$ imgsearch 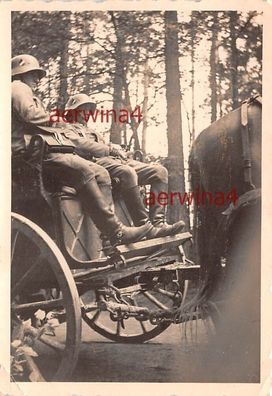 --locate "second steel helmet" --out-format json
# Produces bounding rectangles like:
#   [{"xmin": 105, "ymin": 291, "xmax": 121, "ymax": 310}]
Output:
[
  {"xmin": 12, "ymin": 54, "xmax": 46, "ymax": 79},
  {"xmin": 65, "ymin": 93, "xmax": 96, "ymax": 112}
]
